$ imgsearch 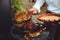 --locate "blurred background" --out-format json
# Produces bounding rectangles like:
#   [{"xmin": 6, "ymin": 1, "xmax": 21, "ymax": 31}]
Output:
[{"xmin": 22, "ymin": 0, "xmax": 47, "ymax": 14}]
